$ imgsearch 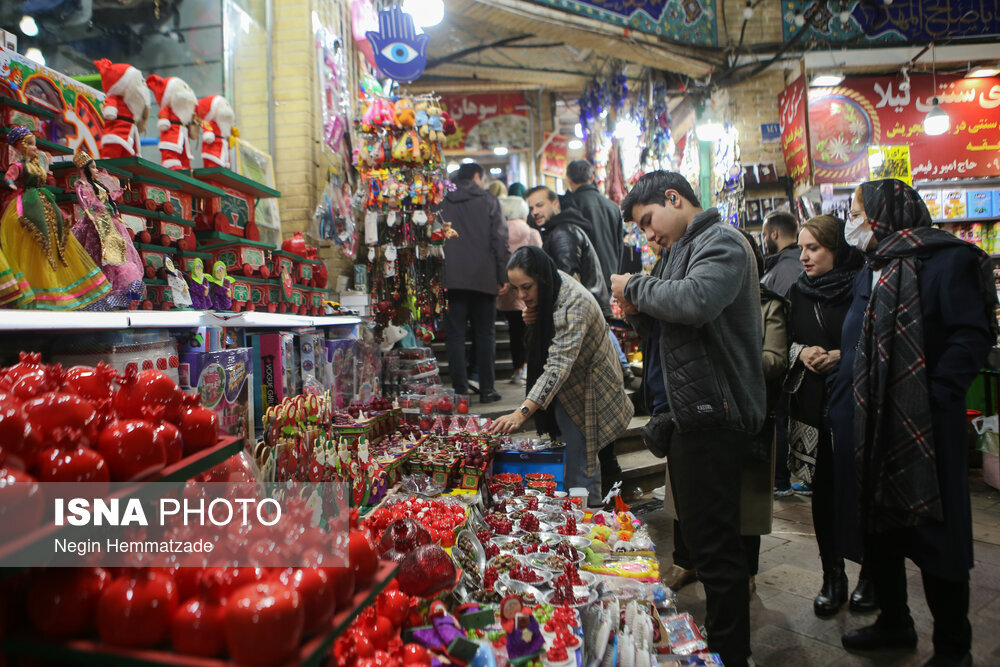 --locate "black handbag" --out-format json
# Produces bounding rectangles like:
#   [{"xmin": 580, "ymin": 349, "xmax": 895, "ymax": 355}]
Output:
[{"xmin": 640, "ymin": 411, "xmax": 675, "ymax": 459}]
